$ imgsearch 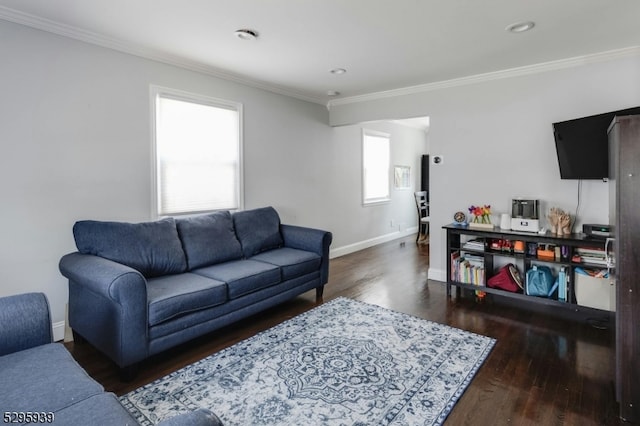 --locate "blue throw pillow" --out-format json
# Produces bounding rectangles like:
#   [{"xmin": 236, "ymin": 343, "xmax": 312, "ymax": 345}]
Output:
[
  {"xmin": 73, "ymin": 218, "xmax": 187, "ymax": 278},
  {"xmin": 233, "ymin": 207, "xmax": 284, "ymax": 257},
  {"xmin": 176, "ymin": 211, "xmax": 244, "ymax": 270}
]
